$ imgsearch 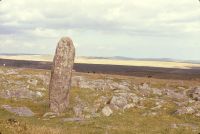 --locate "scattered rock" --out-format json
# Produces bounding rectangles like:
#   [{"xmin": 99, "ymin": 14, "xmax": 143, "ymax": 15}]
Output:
[
  {"xmin": 72, "ymin": 76, "xmax": 130, "ymax": 91},
  {"xmin": 175, "ymin": 106, "xmax": 195, "ymax": 115},
  {"xmin": 164, "ymin": 89, "xmax": 187, "ymax": 100},
  {"xmin": 152, "ymin": 88, "xmax": 162, "ymax": 96},
  {"xmin": 36, "ymin": 91, "xmax": 43, "ymax": 97},
  {"xmin": 195, "ymin": 112, "xmax": 200, "ymax": 117},
  {"xmin": 7, "ymin": 118, "xmax": 19, "ymax": 125},
  {"xmin": 43, "ymin": 112, "xmax": 58, "ymax": 118},
  {"xmin": 171, "ymin": 123, "xmax": 178, "ymax": 129},
  {"xmin": 5, "ymin": 69, "xmax": 18, "ymax": 75},
  {"xmin": 188, "ymin": 87, "xmax": 200, "ymax": 101},
  {"xmin": 73, "ymin": 106, "xmax": 83, "ymax": 118},
  {"xmin": 34, "ymin": 74, "xmax": 50, "ymax": 86},
  {"xmin": 171, "ymin": 123, "xmax": 198, "ymax": 130},
  {"xmin": 0, "ymin": 87, "xmax": 43, "ymax": 100},
  {"xmin": 62, "ymin": 118, "xmax": 84, "ymax": 122},
  {"xmin": 123, "ymin": 103, "xmax": 135, "ymax": 110},
  {"xmin": 138, "ymin": 83, "xmax": 151, "ymax": 96},
  {"xmin": 95, "ymin": 96, "xmax": 110, "ymax": 106},
  {"xmin": 0, "ymin": 70, "xmax": 4, "ymax": 74},
  {"xmin": 178, "ymin": 87, "xmax": 186, "ymax": 90},
  {"xmin": 0, "ymin": 87, "xmax": 40, "ymax": 99},
  {"xmin": 1, "ymin": 105, "xmax": 34, "ymax": 117},
  {"xmin": 102, "ymin": 106, "xmax": 113, "ymax": 116},
  {"xmin": 139, "ymin": 83, "xmax": 150, "ymax": 90},
  {"xmin": 72, "ymin": 76, "xmax": 84, "ymax": 87},
  {"xmin": 27, "ymin": 79, "xmax": 38, "ymax": 86},
  {"xmin": 37, "ymin": 88, "xmax": 47, "ymax": 91},
  {"xmin": 110, "ymin": 96, "xmax": 128, "ymax": 110},
  {"xmin": 142, "ymin": 111, "xmax": 157, "ymax": 116}
]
